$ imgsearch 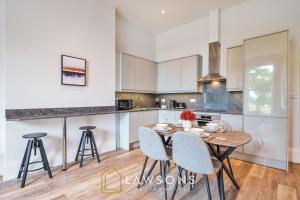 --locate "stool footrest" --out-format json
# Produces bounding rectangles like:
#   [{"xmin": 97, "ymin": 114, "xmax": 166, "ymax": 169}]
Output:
[
  {"xmin": 27, "ymin": 167, "xmax": 45, "ymax": 172},
  {"xmin": 29, "ymin": 160, "xmax": 44, "ymax": 165},
  {"xmin": 77, "ymin": 153, "xmax": 94, "ymax": 157}
]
